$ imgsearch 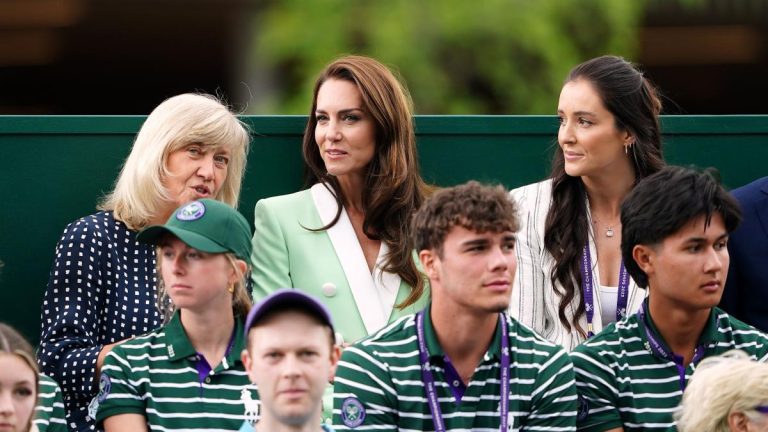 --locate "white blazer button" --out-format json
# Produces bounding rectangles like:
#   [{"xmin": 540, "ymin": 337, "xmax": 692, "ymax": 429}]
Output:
[{"xmin": 322, "ymin": 282, "xmax": 337, "ymax": 297}]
